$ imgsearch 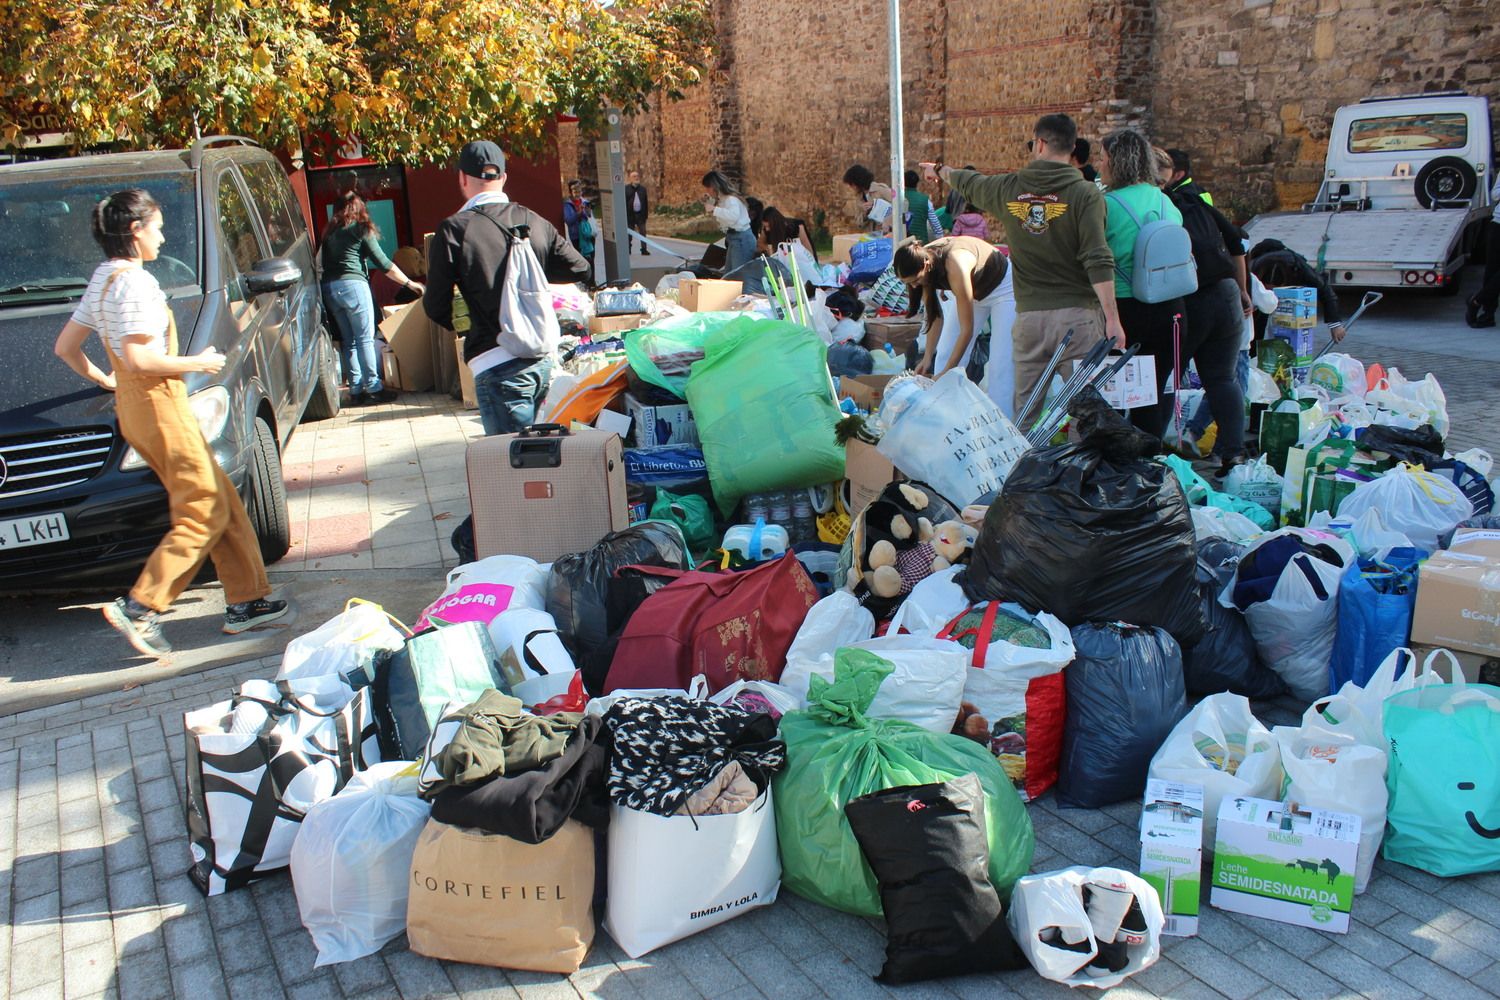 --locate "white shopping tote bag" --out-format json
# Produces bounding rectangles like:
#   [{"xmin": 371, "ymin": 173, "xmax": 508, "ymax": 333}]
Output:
[{"xmin": 603, "ymin": 788, "xmax": 781, "ymax": 958}]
